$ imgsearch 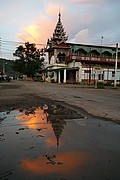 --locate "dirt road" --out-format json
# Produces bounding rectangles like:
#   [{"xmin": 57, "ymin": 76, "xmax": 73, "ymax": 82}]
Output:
[
  {"xmin": 0, "ymin": 80, "xmax": 120, "ymax": 180},
  {"xmin": 0, "ymin": 80, "xmax": 120, "ymax": 123}
]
